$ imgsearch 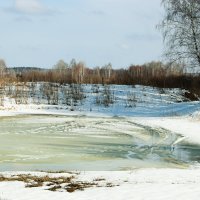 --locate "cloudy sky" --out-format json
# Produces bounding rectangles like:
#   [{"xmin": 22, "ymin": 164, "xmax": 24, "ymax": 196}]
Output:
[{"xmin": 0, "ymin": 0, "xmax": 163, "ymax": 68}]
